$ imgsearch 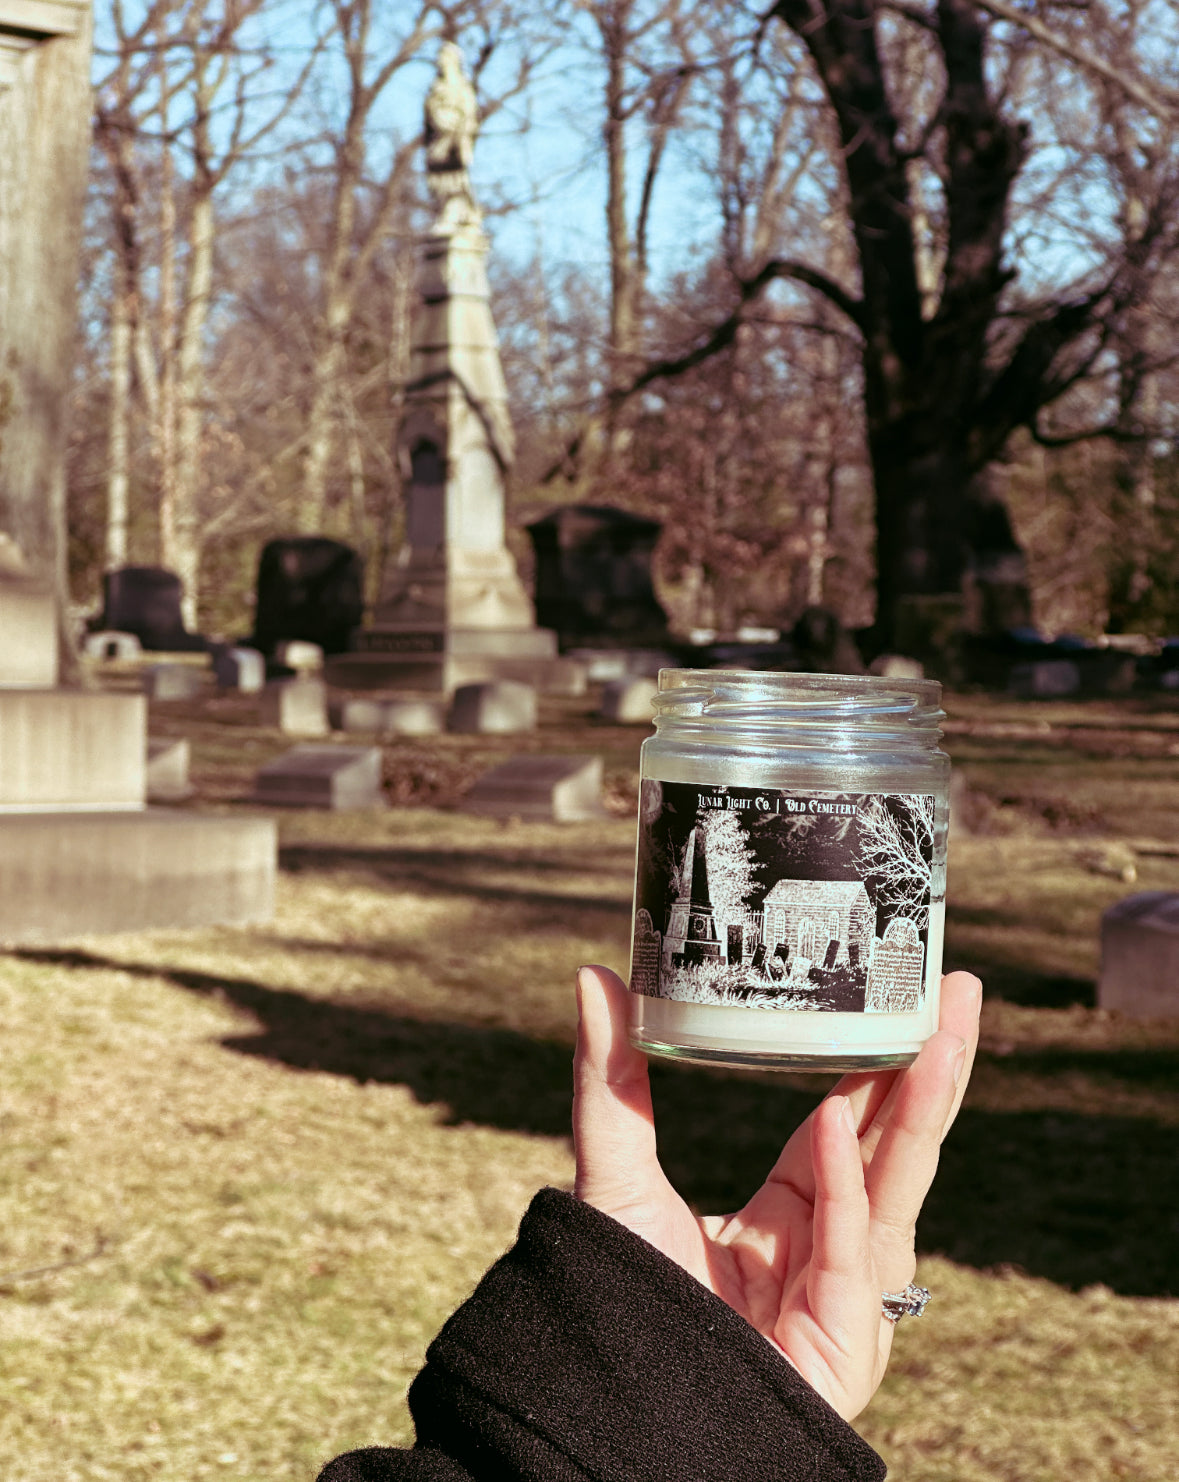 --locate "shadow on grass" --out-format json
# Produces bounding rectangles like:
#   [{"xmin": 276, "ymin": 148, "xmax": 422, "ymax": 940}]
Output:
[
  {"xmin": 14, "ymin": 947, "xmax": 1176, "ymax": 1298},
  {"xmin": 945, "ymin": 909, "xmax": 1096, "ymax": 1009},
  {"xmin": 277, "ymin": 844, "xmax": 632, "ymax": 920}
]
